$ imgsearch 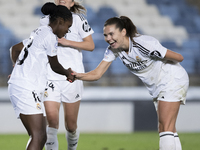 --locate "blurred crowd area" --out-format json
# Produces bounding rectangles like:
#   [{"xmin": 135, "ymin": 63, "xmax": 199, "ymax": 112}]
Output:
[{"xmin": 0, "ymin": 0, "xmax": 200, "ymax": 87}]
